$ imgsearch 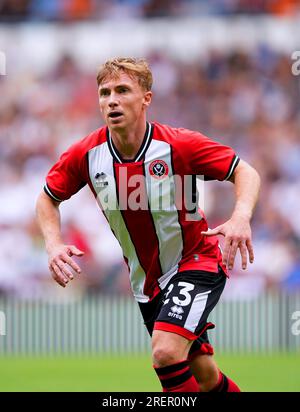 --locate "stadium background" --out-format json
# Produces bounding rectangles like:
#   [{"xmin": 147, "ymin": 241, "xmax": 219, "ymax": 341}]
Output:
[{"xmin": 0, "ymin": 0, "xmax": 300, "ymax": 391}]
